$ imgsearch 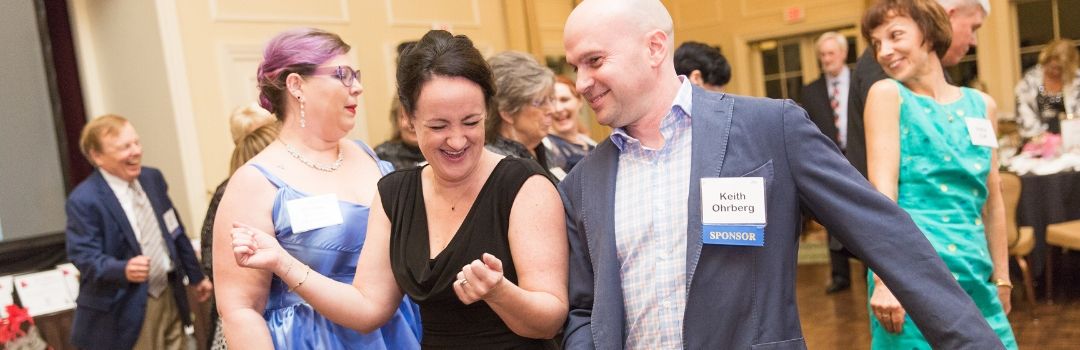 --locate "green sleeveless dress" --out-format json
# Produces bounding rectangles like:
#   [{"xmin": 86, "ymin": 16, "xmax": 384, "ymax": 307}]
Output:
[{"xmin": 867, "ymin": 80, "xmax": 1017, "ymax": 349}]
